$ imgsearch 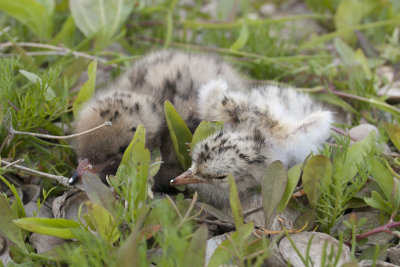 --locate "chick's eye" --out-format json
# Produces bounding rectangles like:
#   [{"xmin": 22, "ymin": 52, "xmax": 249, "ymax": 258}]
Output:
[
  {"xmin": 119, "ymin": 145, "xmax": 128, "ymax": 154},
  {"xmin": 216, "ymin": 175, "xmax": 227, "ymax": 180},
  {"xmin": 131, "ymin": 126, "xmax": 137, "ymax": 132}
]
